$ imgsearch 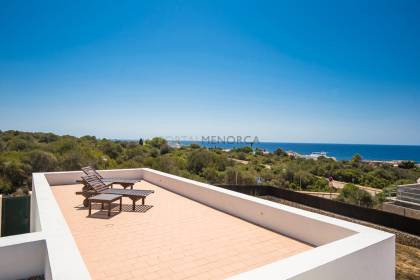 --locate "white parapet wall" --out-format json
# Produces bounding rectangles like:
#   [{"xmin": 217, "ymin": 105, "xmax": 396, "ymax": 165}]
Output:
[
  {"xmin": 142, "ymin": 168, "xmax": 395, "ymax": 280},
  {"xmin": 142, "ymin": 168, "xmax": 355, "ymax": 246},
  {"xmin": 30, "ymin": 173, "xmax": 91, "ymax": 280},
  {"xmin": 0, "ymin": 168, "xmax": 395, "ymax": 280},
  {"xmin": 0, "ymin": 194, "xmax": 2, "ymax": 236},
  {"xmin": 0, "ymin": 232, "xmax": 46, "ymax": 280}
]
